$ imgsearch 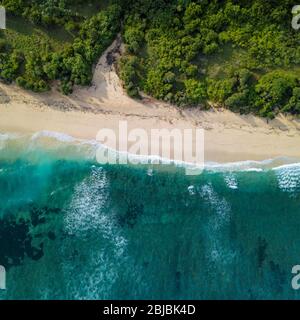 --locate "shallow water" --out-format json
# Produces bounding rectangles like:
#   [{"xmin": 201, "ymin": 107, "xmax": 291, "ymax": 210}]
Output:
[{"xmin": 0, "ymin": 132, "xmax": 300, "ymax": 299}]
